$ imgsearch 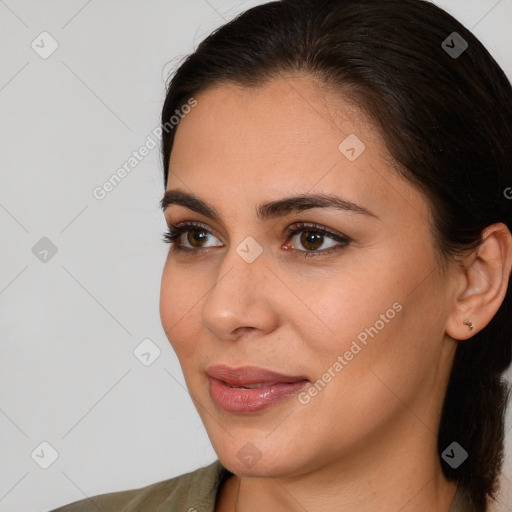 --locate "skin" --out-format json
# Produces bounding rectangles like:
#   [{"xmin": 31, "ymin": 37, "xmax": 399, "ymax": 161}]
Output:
[{"xmin": 159, "ymin": 76, "xmax": 512, "ymax": 511}]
